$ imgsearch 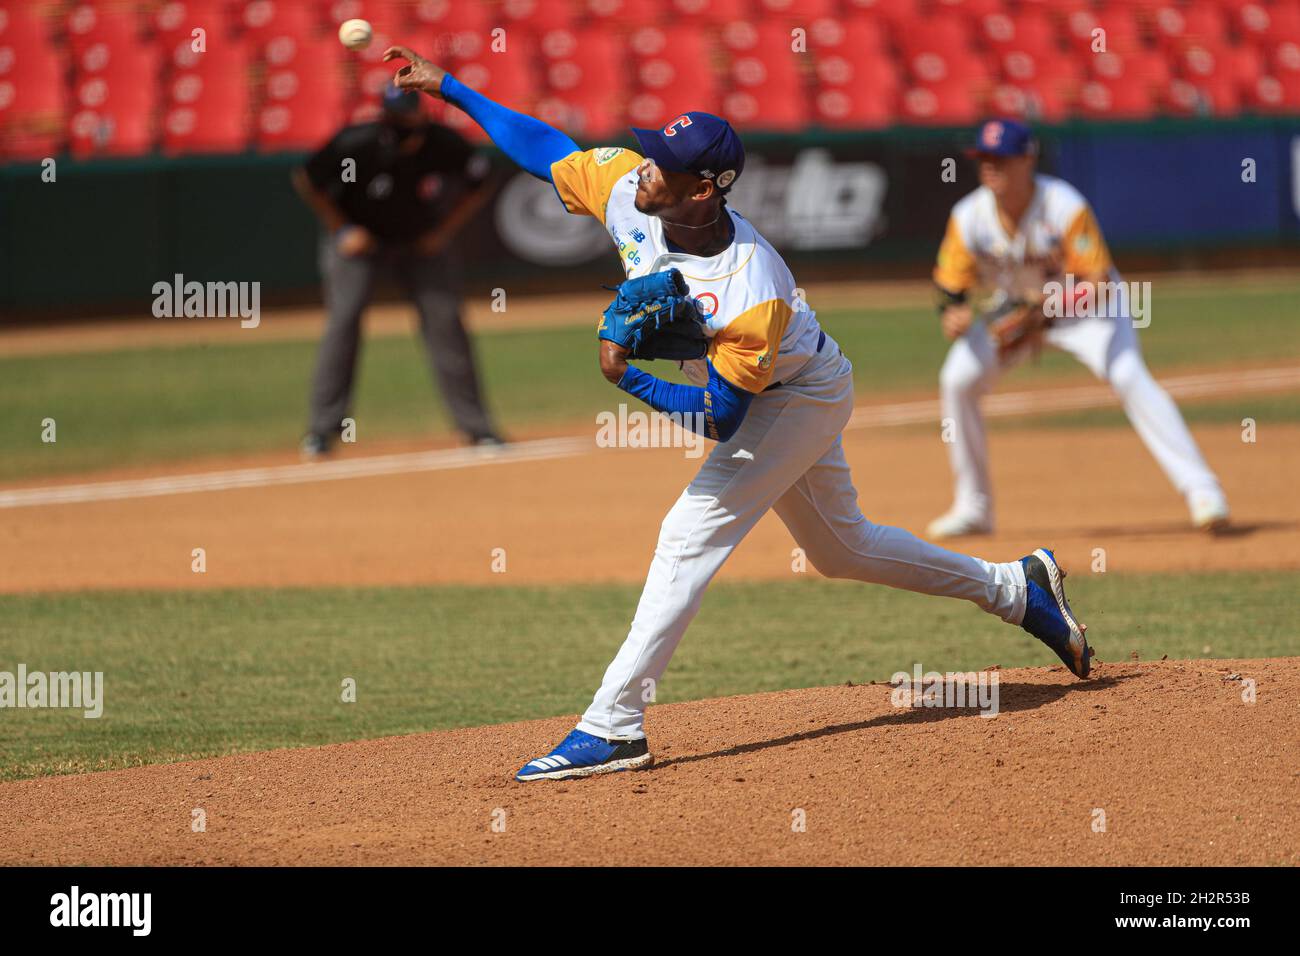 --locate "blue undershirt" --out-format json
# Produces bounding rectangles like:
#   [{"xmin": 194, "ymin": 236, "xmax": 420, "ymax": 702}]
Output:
[
  {"xmin": 618, "ymin": 361, "xmax": 753, "ymax": 443},
  {"xmin": 440, "ymin": 73, "xmax": 578, "ymax": 181}
]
